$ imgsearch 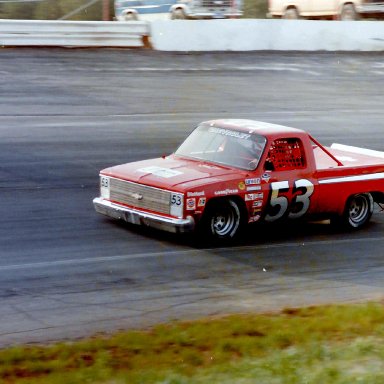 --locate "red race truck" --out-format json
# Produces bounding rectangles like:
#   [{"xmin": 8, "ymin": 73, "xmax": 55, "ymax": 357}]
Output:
[{"xmin": 93, "ymin": 119, "xmax": 384, "ymax": 241}]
